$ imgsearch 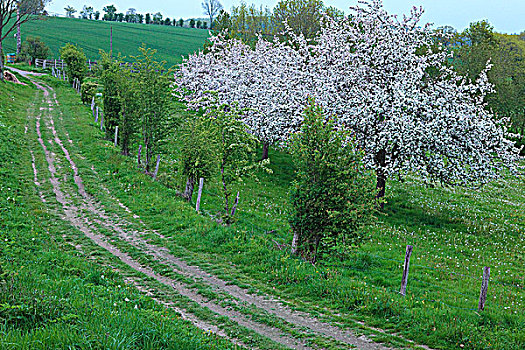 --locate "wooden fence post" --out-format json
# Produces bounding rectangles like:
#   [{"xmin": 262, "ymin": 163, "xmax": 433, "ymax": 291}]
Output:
[
  {"xmin": 195, "ymin": 178, "xmax": 204, "ymax": 212},
  {"xmin": 153, "ymin": 155, "xmax": 161, "ymax": 180},
  {"xmin": 478, "ymin": 267, "xmax": 490, "ymax": 311},
  {"xmin": 230, "ymin": 192, "xmax": 240, "ymax": 217},
  {"xmin": 400, "ymin": 245, "xmax": 413, "ymax": 296},
  {"xmin": 114, "ymin": 126, "xmax": 118, "ymax": 147},
  {"xmin": 137, "ymin": 145, "xmax": 142, "ymax": 167}
]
